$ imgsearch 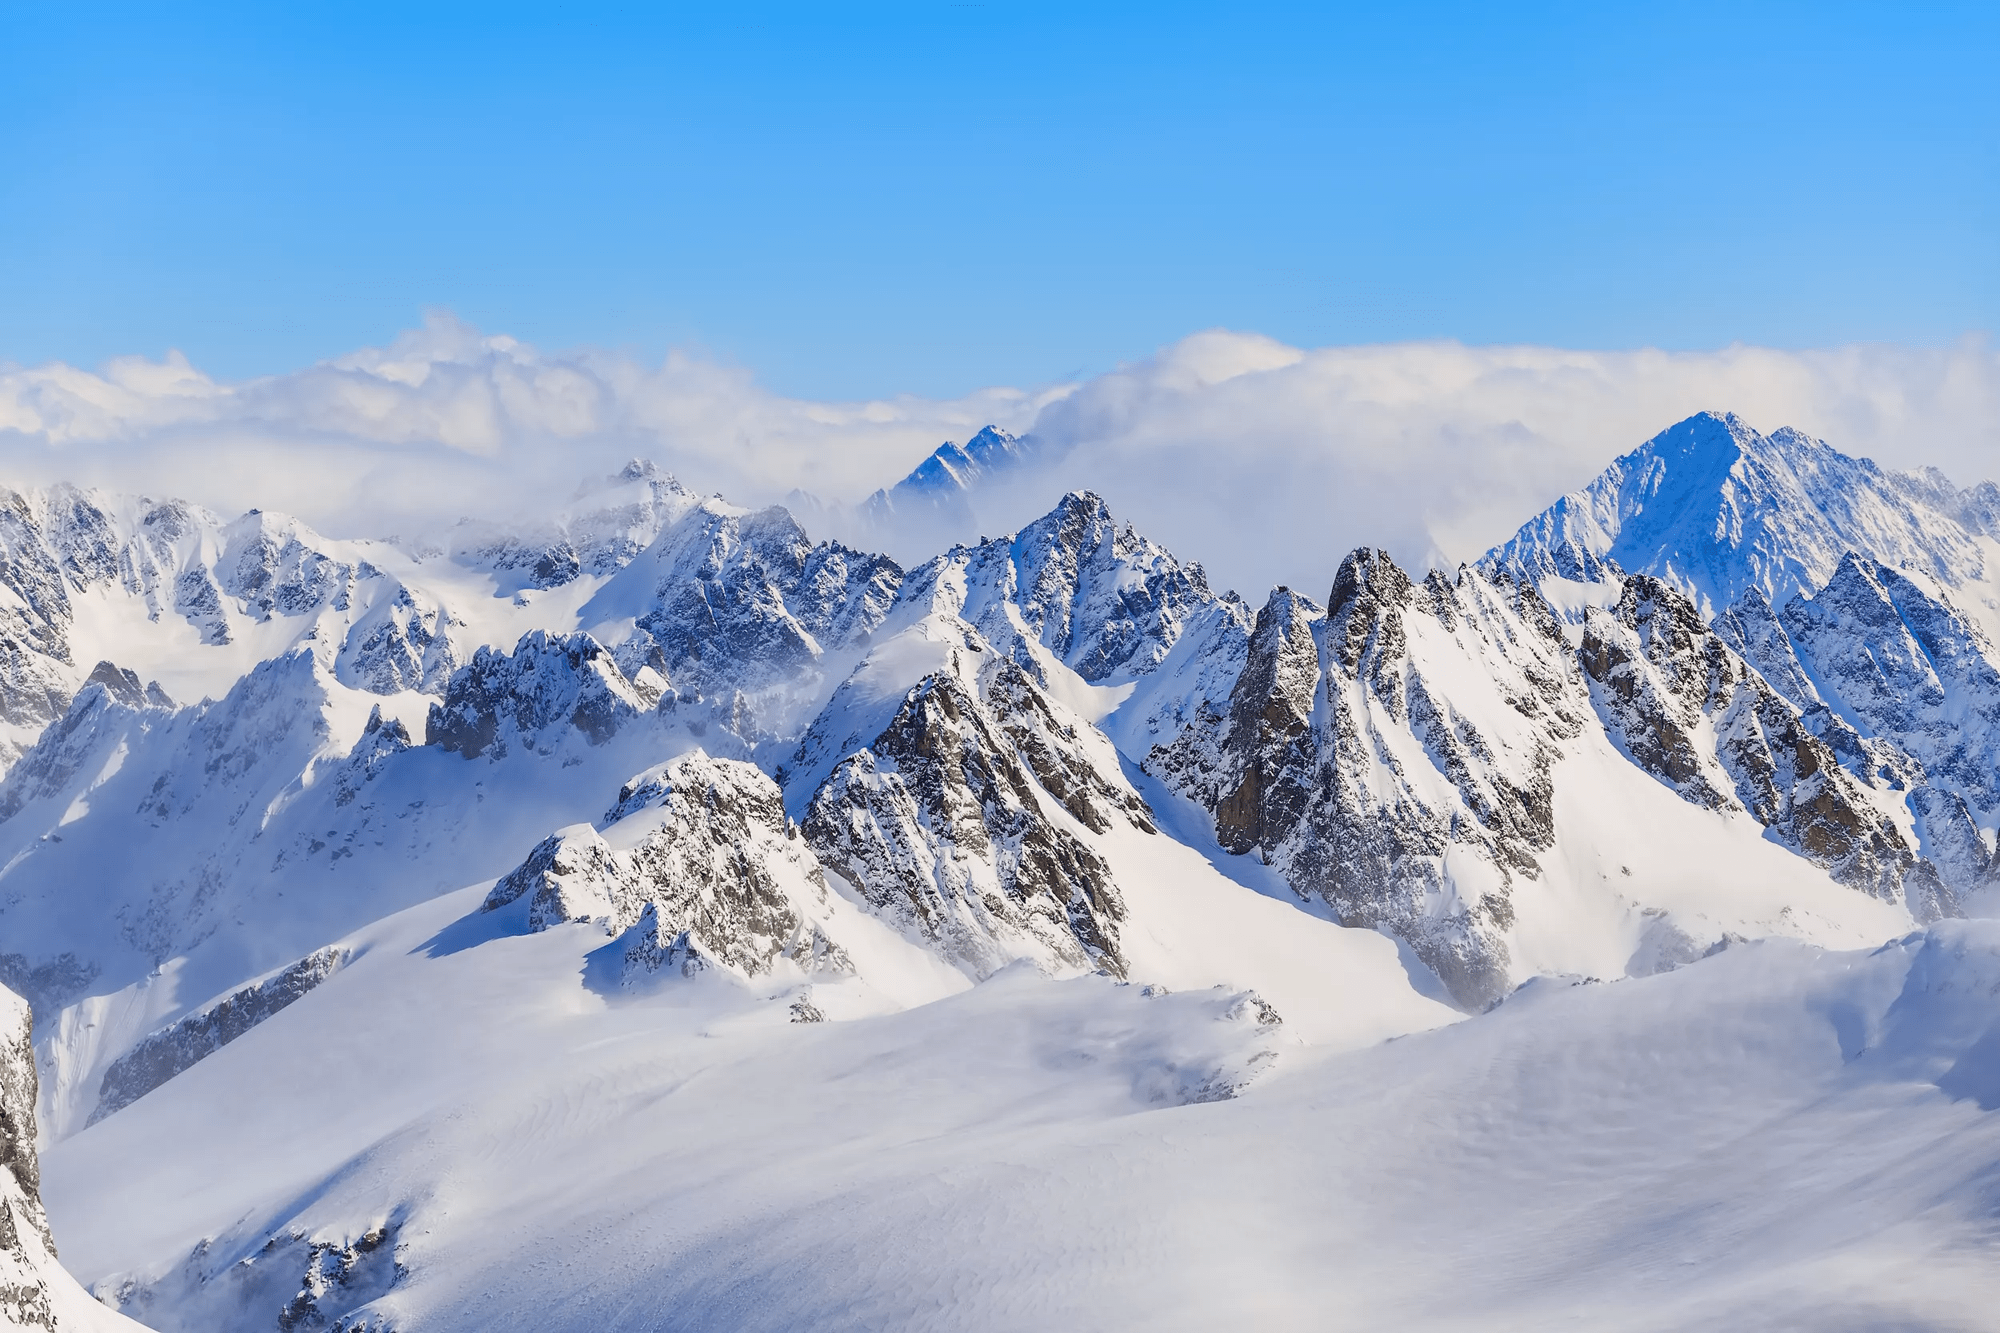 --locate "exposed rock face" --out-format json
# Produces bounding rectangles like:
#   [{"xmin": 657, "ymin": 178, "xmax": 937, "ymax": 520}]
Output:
[
  {"xmin": 1290, "ymin": 556, "xmax": 1587, "ymax": 1009},
  {"xmin": 1582, "ymin": 576, "xmax": 1946, "ymax": 915},
  {"xmin": 484, "ymin": 753, "xmax": 847, "ymax": 984},
  {"xmin": 1711, "ymin": 556, "xmax": 2000, "ymax": 897},
  {"xmin": 1148, "ymin": 551, "xmax": 1591, "ymax": 1010},
  {"xmin": 799, "ymin": 626, "xmax": 1148, "ymax": 981},
  {"xmin": 586, "ymin": 501, "xmax": 903, "ymax": 718},
  {"xmin": 2, "ymin": 984, "xmax": 59, "ymax": 1330},
  {"xmin": 427, "ymin": 631, "xmax": 668, "ymax": 759},
  {"xmin": 1151, "ymin": 588, "xmax": 1323, "ymax": 858},
  {"xmin": 90, "ymin": 948, "xmax": 348, "ymax": 1125},
  {"xmin": 895, "ymin": 492, "xmax": 1221, "ymax": 686}
]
